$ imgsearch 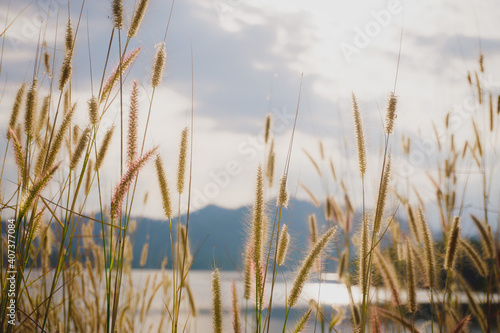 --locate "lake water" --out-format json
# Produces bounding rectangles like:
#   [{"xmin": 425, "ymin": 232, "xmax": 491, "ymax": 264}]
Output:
[{"xmin": 128, "ymin": 269, "xmax": 487, "ymax": 332}]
